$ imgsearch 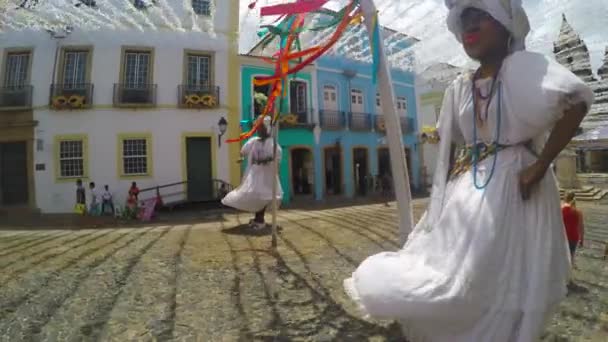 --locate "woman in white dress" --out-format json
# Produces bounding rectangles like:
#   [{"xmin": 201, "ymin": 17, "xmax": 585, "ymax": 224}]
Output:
[
  {"xmin": 222, "ymin": 116, "xmax": 283, "ymax": 230},
  {"xmin": 344, "ymin": 0, "xmax": 594, "ymax": 340}
]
